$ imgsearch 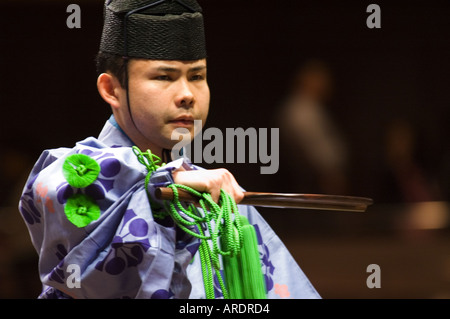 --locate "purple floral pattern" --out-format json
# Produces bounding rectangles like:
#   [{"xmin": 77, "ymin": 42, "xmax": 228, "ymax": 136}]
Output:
[
  {"xmin": 95, "ymin": 209, "xmax": 151, "ymax": 275},
  {"xmin": 19, "ymin": 149, "xmax": 122, "ymax": 227}
]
